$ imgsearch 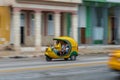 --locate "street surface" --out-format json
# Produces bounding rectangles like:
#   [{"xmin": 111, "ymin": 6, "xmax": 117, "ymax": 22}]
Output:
[{"xmin": 0, "ymin": 54, "xmax": 119, "ymax": 80}]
